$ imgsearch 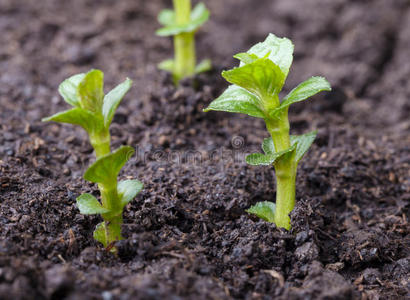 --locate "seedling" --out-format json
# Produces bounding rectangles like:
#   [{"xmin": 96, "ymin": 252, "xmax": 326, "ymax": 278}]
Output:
[
  {"xmin": 156, "ymin": 0, "xmax": 211, "ymax": 84},
  {"xmin": 43, "ymin": 69, "xmax": 143, "ymax": 249},
  {"xmin": 204, "ymin": 34, "xmax": 331, "ymax": 230}
]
